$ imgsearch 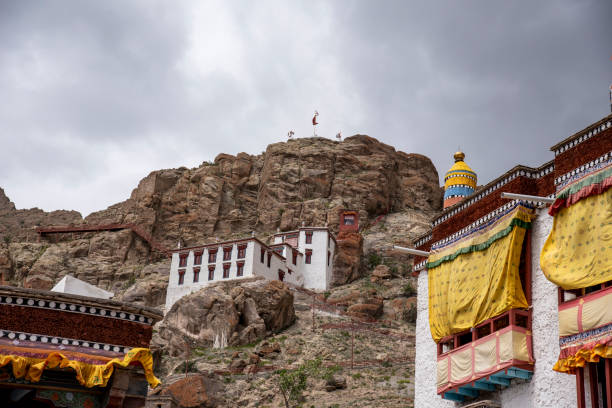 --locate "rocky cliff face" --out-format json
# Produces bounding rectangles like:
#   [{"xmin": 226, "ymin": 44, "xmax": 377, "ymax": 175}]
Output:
[
  {"xmin": 84, "ymin": 135, "xmax": 441, "ymax": 248},
  {"xmin": 0, "ymin": 135, "xmax": 441, "ymax": 300}
]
